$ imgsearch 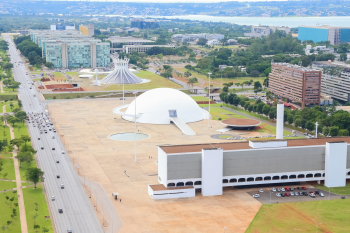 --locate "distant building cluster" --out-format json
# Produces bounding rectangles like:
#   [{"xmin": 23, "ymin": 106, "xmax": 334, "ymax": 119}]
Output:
[
  {"xmin": 50, "ymin": 24, "xmax": 75, "ymax": 31},
  {"xmin": 100, "ymin": 27, "xmax": 140, "ymax": 34},
  {"xmin": 79, "ymin": 24, "xmax": 94, "ymax": 37},
  {"xmin": 171, "ymin": 33, "xmax": 224, "ymax": 43},
  {"xmin": 131, "ymin": 18, "xmax": 159, "ymax": 29},
  {"xmin": 298, "ymin": 25, "xmax": 350, "ymax": 45},
  {"xmin": 29, "ymin": 29, "xmax": 110, "ymax": 68},
  {"xmin": 244, "ymin": 26, "xmax": 291, "ymax": 38},
  {"xmin": 305, "ymin": 45, "xmax": 334, "ymax": 55}
]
